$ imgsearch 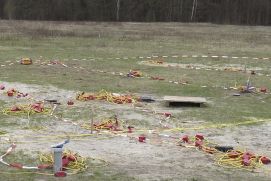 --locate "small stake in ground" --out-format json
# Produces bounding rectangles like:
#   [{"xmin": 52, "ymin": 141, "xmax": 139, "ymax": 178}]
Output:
[{"xmin": 90, "ymin": 107, "xmax": 94, "ymax": 134}]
